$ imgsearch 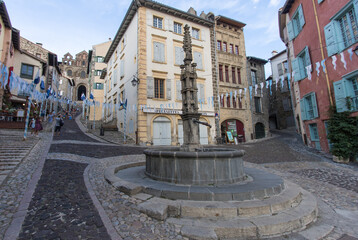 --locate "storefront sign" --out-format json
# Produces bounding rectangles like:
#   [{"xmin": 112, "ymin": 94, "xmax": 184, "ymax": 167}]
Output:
[{"xmin": 143, "ymin": 107, "xmax": 215, "ymax": 116}]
